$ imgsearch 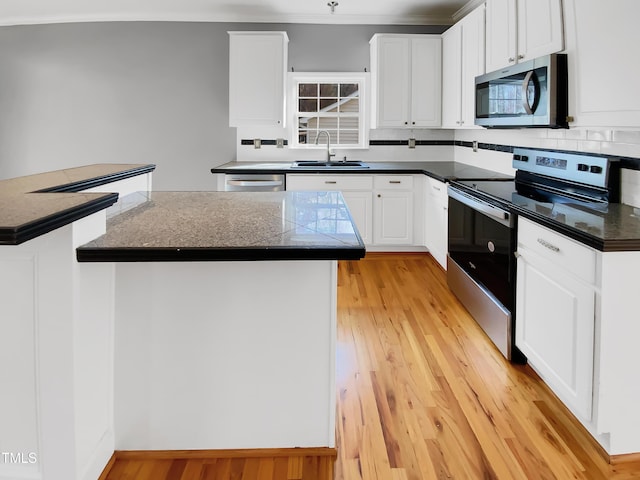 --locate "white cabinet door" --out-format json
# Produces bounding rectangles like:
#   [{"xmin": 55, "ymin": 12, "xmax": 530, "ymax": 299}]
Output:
[
  {"xmin": 517, "ymin": 0, "xmax": 564, "ymax": 63},
  {"xmin": 370, "ymin": 35, "xmax": 441, "ymax": 128},
  {"xmin": 485, "ymin": 0, "xmax": 518, "ymax": 72},
  {"xmin": 485, "ymin": 0, "xmax": 563, "ymax": 72},
  {"xmin": 424, "ymin": 178, "xmax": 448, "ymax": 269},
  {"xmin": 229, "ymin": 32, "xmax": 288, "ymax": 127},
  {"xmin": 374, "ymin": 190, "xmax": 413, "ymax": 245},
  {"xmin": 564, "ymin": 0, "xmax": 640, "ymax": 128},
  {"xmin": 516, "ymin": 219, "xmax": 596, "ymax": 422},
  {"xmin": 342, "ymin": 191, "xmax": 373, "ymax": 245},
  {"xmin": 441, "ymin": 24, "xmax": 462, "ymax": 129},
  {"xmin": 411, "ymin": 37, "xmax": 442, "ymax": 127},
  {"xmin": 460, "ymin": 6, "xmax": 486, "ymax": 127},
  {"xmin": 370, "ymin": 35, "xmax": 411, "ymax": 128},
  {"xmin": 441, "ymin": 5, "xmax": 485, "ymax": 128},
  {"xmin": 516, "ymin": 250, "xmax": 595, "ymax": 421}
]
